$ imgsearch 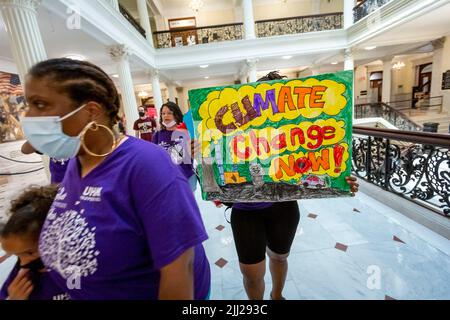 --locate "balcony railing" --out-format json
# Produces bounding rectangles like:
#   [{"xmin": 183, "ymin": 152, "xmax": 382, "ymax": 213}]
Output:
[
  {"xmin": 153, "ymin": 23, "xmax": 243, "ymax": 49},
  {"xmin": 255, "ymin": 12, "xmax": 343, "ymax": 38},
  {"xmin": 119, "ymin": 3, "xmax": 146, "ymax": 38},
  {"xmin": 353, "ymin": 0, "xmax": 393, "ymax": 23},
  {"xmin": 352, "ymin": 126, "xmax": 450, "ymax": 218},
  {"xmin": 355, "ymin": 102, "xmax": 423, "ymax": 132},
  {"xmin": 387, "ymin": 96, "xmax": 444, "ymax": 113}
]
